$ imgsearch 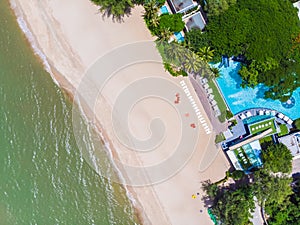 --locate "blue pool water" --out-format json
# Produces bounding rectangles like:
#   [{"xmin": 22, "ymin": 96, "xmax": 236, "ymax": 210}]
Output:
[
  {"xmin": 174, "ymin": 32, "xmax": 184, "ymax": 42},
  {"xmin": 214, "ymin": 60, "xmax": 300, "ymax": 120},
  {"xmin": 160, "ymin": 5, "xmax": 169, "ymax": 14}
]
